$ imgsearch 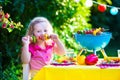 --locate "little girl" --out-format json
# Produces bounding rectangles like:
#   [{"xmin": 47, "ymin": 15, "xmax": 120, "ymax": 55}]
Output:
[{"xmin": 21, "ymin": 17, "xmax": 66, "ymax": 80}]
